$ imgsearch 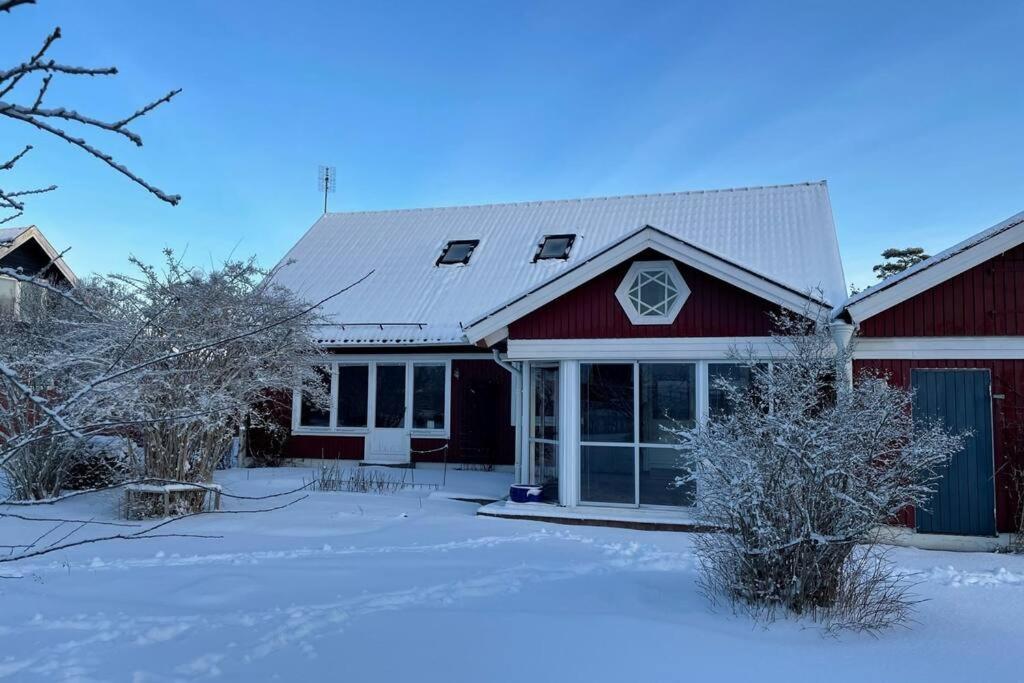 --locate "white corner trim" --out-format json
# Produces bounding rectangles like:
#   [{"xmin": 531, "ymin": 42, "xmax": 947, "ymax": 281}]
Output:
[
  {"xmin": 613, "ymin": 260, "xmax": 689, "ymax": 325},
  {"xmin": 846, "ymin": 218, "xmax": 1024, "ymax": 323},
  {"xmin": 854, "ymin": 336, "xmax": 1024, "ymax": 360},
  {"xmin": 506, "ymin": 337, "xmax": 792, "ymax": 361},
  {"xmin": 463, "ymin": 226, "xmax": 830, "ymax": 344}
]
